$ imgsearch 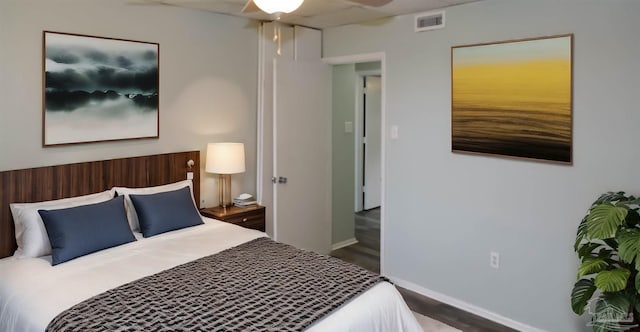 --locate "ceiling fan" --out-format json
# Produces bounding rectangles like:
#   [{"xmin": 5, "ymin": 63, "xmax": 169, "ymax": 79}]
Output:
[{"xmin": 241, "ymin": 0, "xmax": 393, "ymax": 15}]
